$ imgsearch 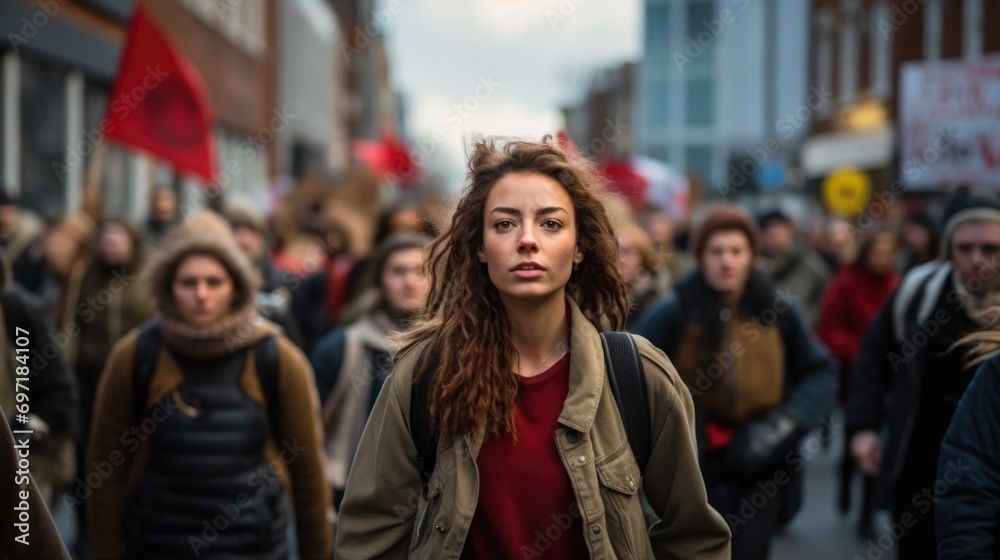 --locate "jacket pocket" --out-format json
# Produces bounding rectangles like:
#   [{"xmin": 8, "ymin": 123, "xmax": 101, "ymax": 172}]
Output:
[
  {"xmin": 596, "ymin": 447, "xmax": 643, "ymax": 560},
  {"xmin": 410, "ymin": 478, "xmax": 443, "ymax": 556}
]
